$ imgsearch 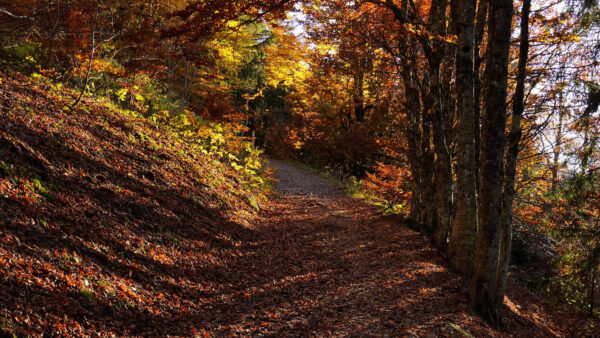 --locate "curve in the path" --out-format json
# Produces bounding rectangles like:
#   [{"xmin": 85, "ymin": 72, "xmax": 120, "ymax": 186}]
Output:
[
  {"xmin": 137, "ymin": 160, "xmax": 568, "ymax": 336},
  {"xmin": 195, "ymin": 160, "xmax": 508, "ymax": 336}
]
